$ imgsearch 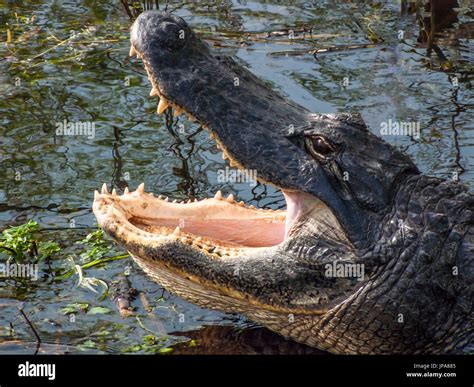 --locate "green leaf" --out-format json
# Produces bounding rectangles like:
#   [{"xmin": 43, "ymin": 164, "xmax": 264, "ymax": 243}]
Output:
[
  {"xmin": 143, "ymin": 335, "xmax": 157, "ymax": 345},
  {"xmin": 123, "ymin": 345, "xmax": 142, "ymax": 353},
  {"xmin": 60, "ymin": 306, "xmax": 78, "ymax": 315},
  {"xmin": 76, "ymin": 228, "xmax": 112, "ymax": 263},
  {"xmin": 88, "ymin": 306, "xmax": 111, "ymax": 315},
  {"xmin": 60, "ymin": 302, "xmax": 89, "ymax": 314},
  {"xmin": 78, "ymin": 340, "xmax": 96, "ymax": 350},
  {"xmin": 76, "ymin": 303, "xmax": 89, "ymax": 312},
  {"xmin": 38, "ymin": 241, "xmax": 61, "ymax": 261}
]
